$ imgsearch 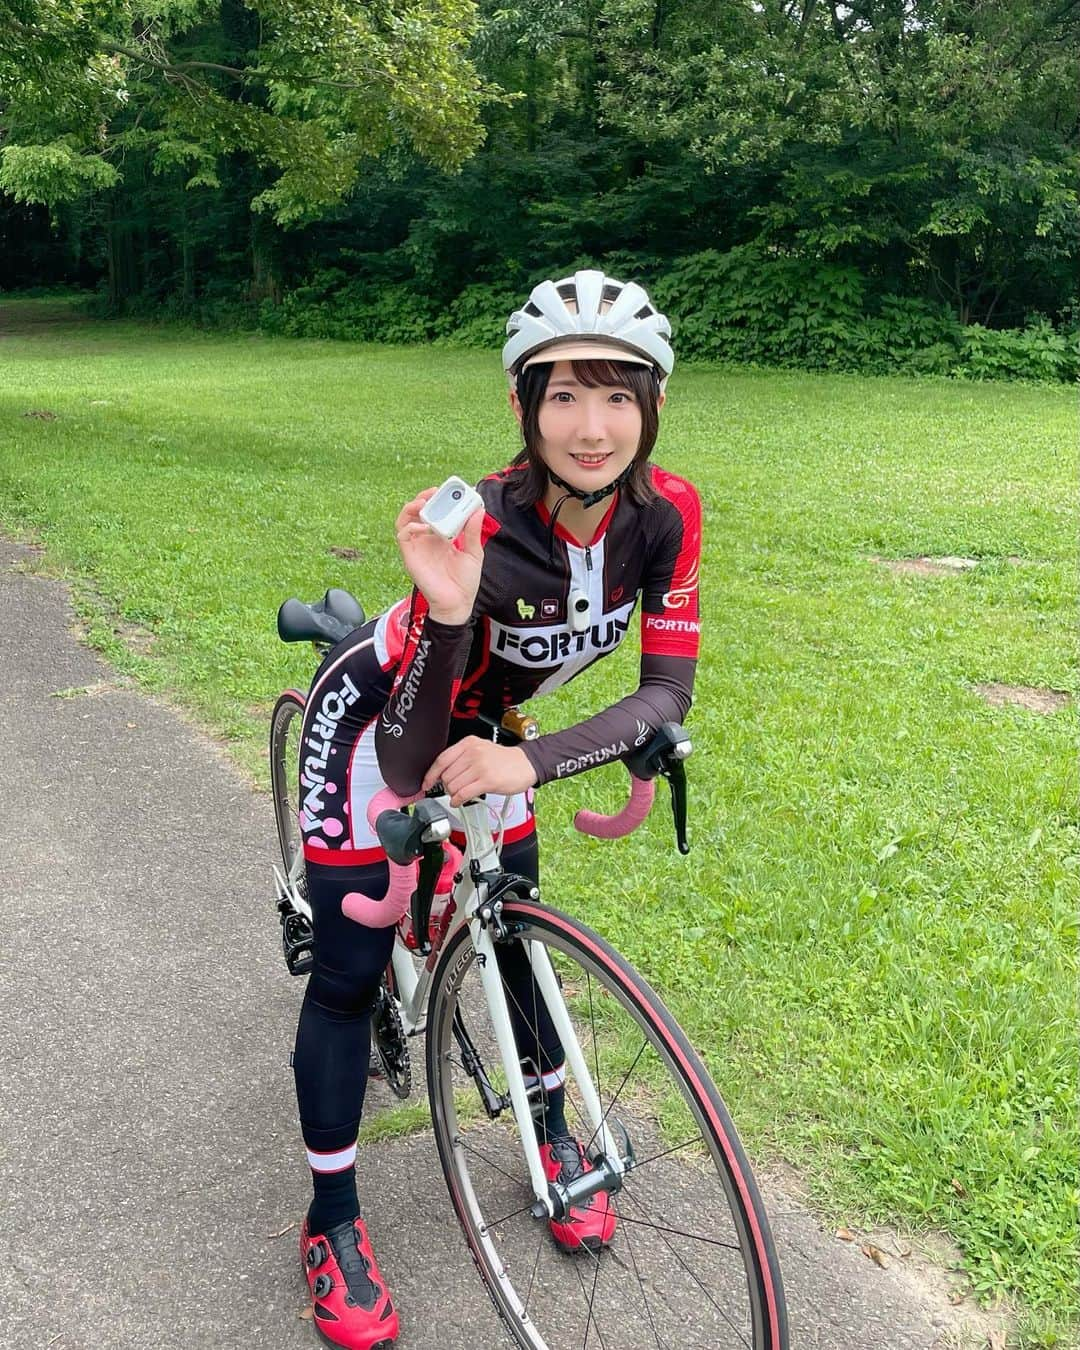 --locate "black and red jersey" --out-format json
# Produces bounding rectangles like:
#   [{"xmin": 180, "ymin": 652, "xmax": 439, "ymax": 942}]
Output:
[{"xmin": 374, "ymin": 462, "xmax": 701, "ymax": 788}]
